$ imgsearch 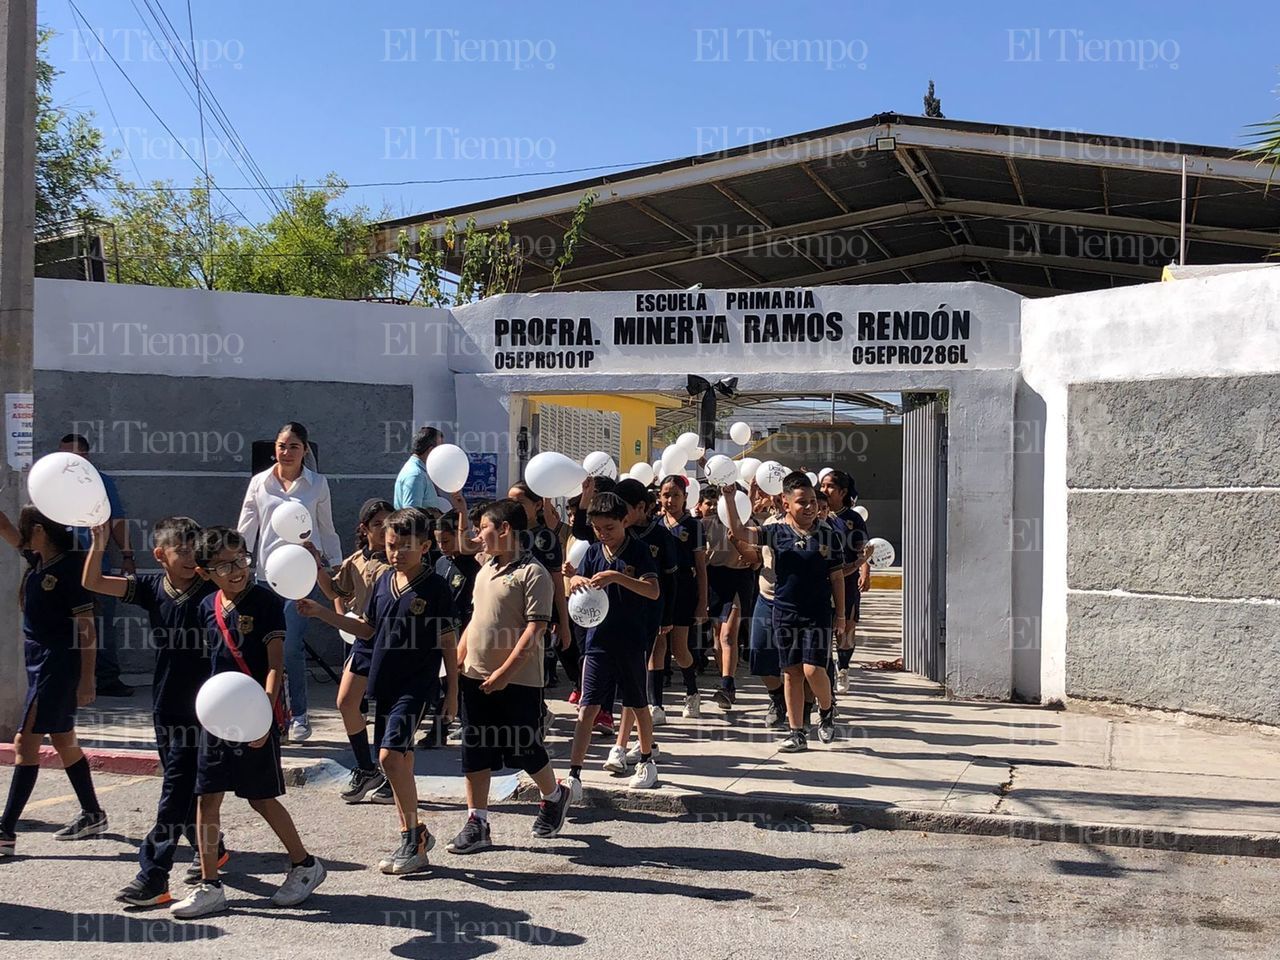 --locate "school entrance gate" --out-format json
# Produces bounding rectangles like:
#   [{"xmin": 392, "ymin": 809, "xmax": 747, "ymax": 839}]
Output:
[{"xmin": 449, "ymin": 283, "xmax": 1025, "ymax": 700}]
